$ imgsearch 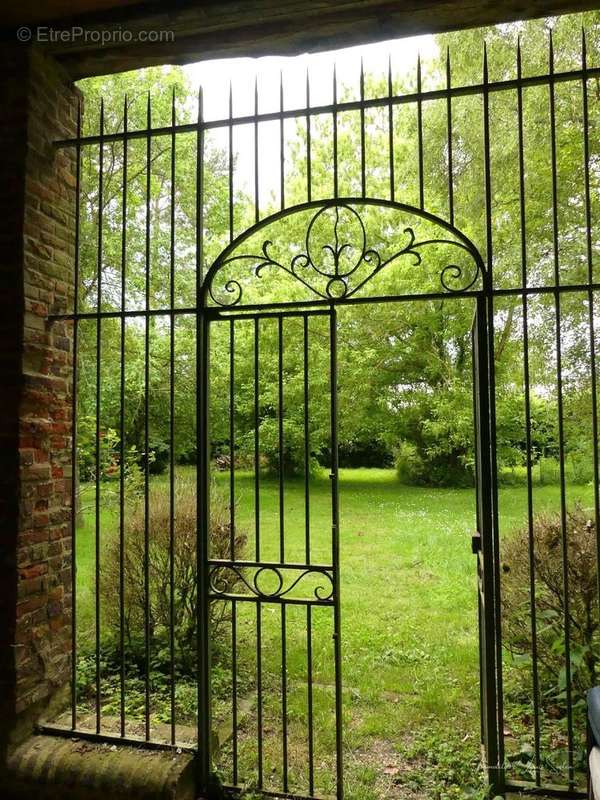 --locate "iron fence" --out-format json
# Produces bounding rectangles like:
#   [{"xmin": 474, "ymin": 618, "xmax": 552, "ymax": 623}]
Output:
[{"xmin": 44, "ymin": 25, "xmax": 600, "ymax": 800}]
